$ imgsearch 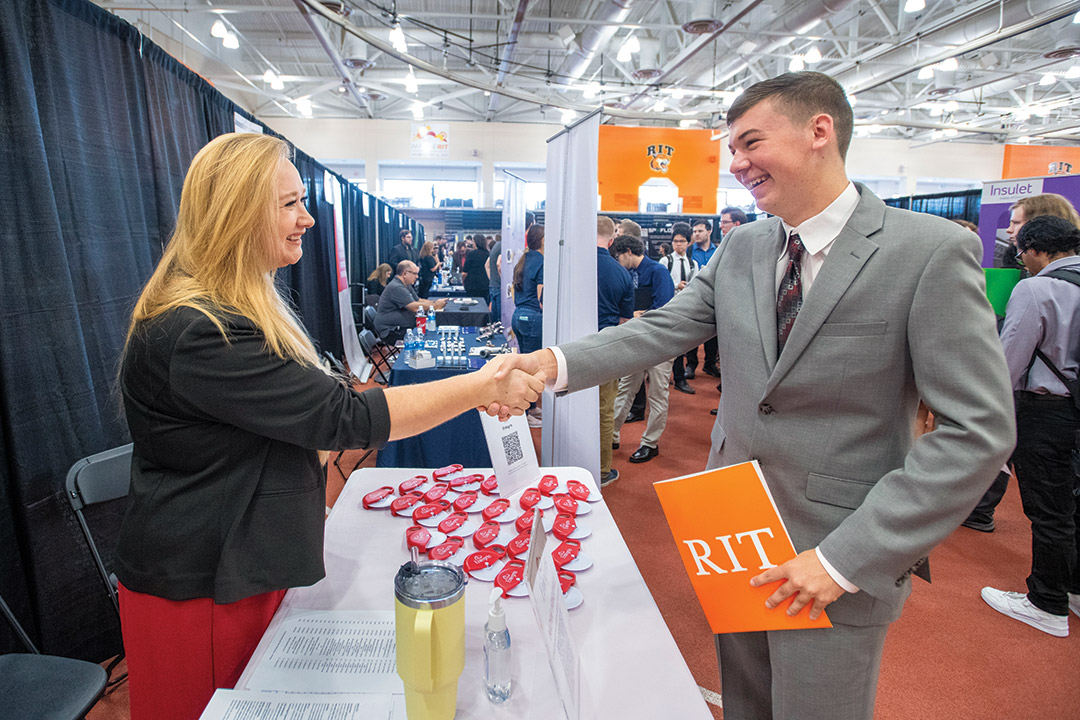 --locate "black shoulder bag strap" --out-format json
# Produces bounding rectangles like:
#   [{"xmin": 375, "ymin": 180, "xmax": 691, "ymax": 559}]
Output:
[{"xmin": 1031, "ymin": 268, "xmax": 1080, "ymax": 410}]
